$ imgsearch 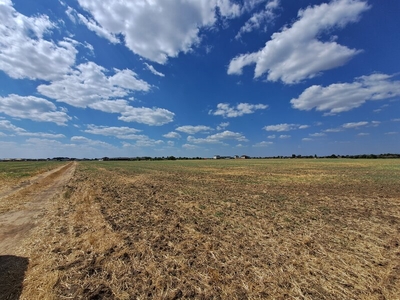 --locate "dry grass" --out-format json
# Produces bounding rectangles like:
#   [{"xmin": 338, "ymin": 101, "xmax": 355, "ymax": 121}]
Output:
[
  {"xmin": 0, "ymin": 163, "xmax": 72, "ymax": 213},
  {"xmin": 18, "ymin": 159, "xmax": 400, "ymax": 299}
]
